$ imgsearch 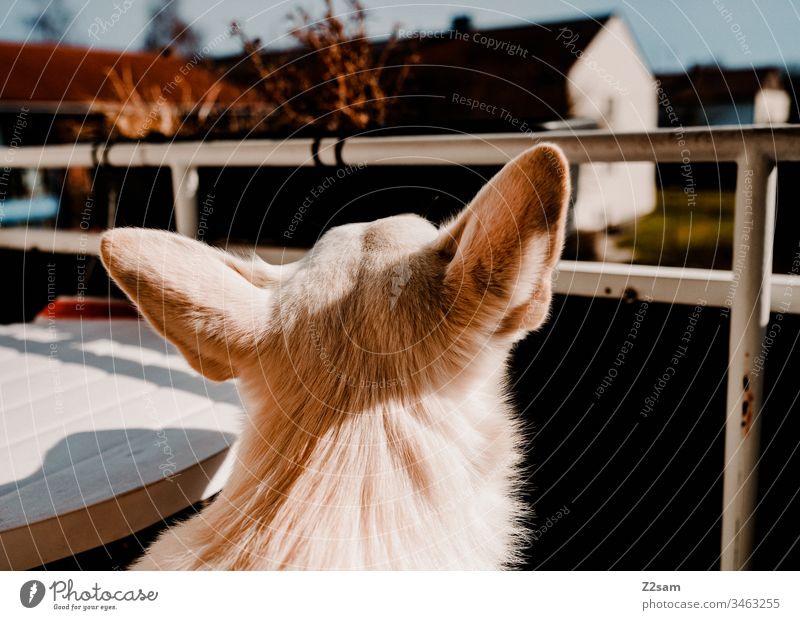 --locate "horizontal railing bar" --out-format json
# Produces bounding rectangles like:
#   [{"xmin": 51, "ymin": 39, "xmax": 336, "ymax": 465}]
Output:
[
  {"xmin": 339, "ymin": 125, "xmax": 800, "ymax": 165},
  {"xmin": 555, "ymin": 260, "xmax": 800, "ymax": 312},
  {"xmin": 5, "ymin": 125, "xmax": 800, "ymax": 169},
  {"xmin": 554, "ymin": 260, "xmax": 729, "ymax": 306},
  {"xmin": 4, "ymin": 228, "xmax": 798, "ymax": 314},
  {"xmin": 0, "ymin": 228, "xmax": 101, "ymax": 255}
]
